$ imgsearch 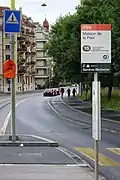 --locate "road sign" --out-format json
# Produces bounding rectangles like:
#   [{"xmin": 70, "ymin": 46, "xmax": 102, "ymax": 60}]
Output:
[
  {"xmin": 4, "ymin": 10, "xmax": 21, "ymax": 33},
  {"xmin": 4, "ymin": 59, "xmax": 16, "ymax": 79},
  {"xmin": 81, "ymin": 24, "xmax": 111, "ymax": 73}
]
